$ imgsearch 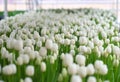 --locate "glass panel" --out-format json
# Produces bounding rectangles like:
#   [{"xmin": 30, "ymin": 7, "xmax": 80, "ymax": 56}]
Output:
[{"xmin": 0, "ymin": 0, "xmax": 119, "ymax": 22}]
